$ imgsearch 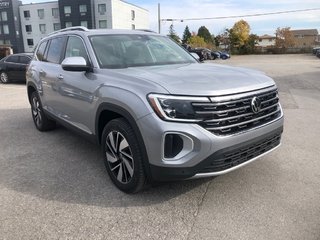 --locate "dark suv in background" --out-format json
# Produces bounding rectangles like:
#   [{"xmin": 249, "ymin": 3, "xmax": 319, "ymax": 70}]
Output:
[{"xmin": 26, "ymin": 27, "xmax": 283, "ymax": 193}]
